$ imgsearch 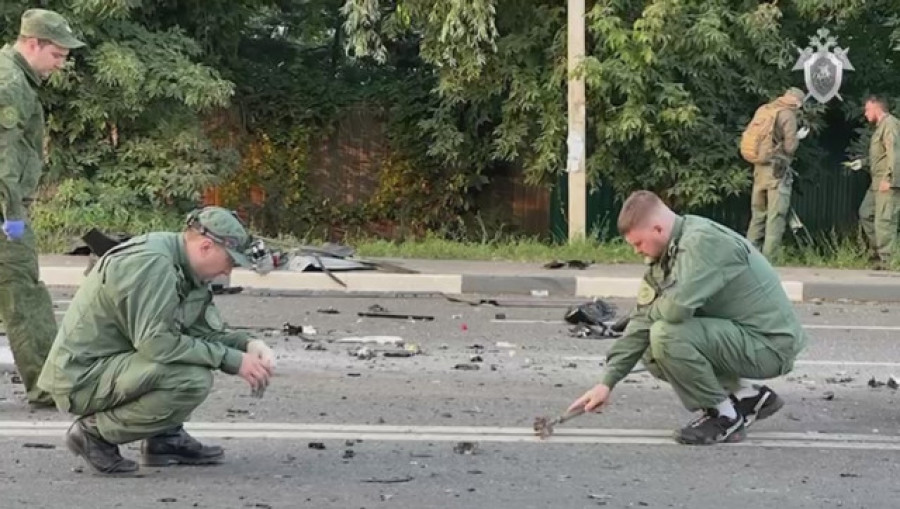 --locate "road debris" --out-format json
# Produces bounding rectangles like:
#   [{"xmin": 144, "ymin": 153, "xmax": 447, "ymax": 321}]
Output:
[
  {"xmin": 363, "ymin": 475, "xmax": 414, "ymax": 484},
  {"xmin": 351, "ymin": 347, "xmax": 377, "ymax": 360},
  {"xmin": 564, "ymin": 300, "xmax": 617, "ymax": 325},
  {"xmin": 565, "ymin": 300, "xmax": 622, "ymax": 339},
  {"xmin": 452, "ymin": 442, "xmax": 479, "ymax": 455},
  {"xmin": 533, "ymin": 407, "xmax": 586, "ymax": 439},
  {"xmin": 337, "ymin": 336, "xmax": 404, "ymax": 346},
  {"xmin": 282, "ymin": 322, "xmax": 316, "ymax": 336},
  {"xmin": 543, "ymin": 259, "xmax": 592, "ymax": 270},
  {"xmin": 825, "ymin": 375, "xmax": 854, "ymax": 384},
  {"xmin": 867, "ymin": 376, "xmax": 898, "ymax": 389},
  {"xmin": 383, "ymin": 349, "xmax": 416, "ymax": 358},
  {"xmin": 22, "ymin": 443, "xmax": 55, "ymax": 449},
  {"xmin": 569, "ymin": 325, "xmax": 619, "ymax": 339},
  {"xmin": 358, "ymin": 311, "xmax": 435, "ymax": 321}
]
